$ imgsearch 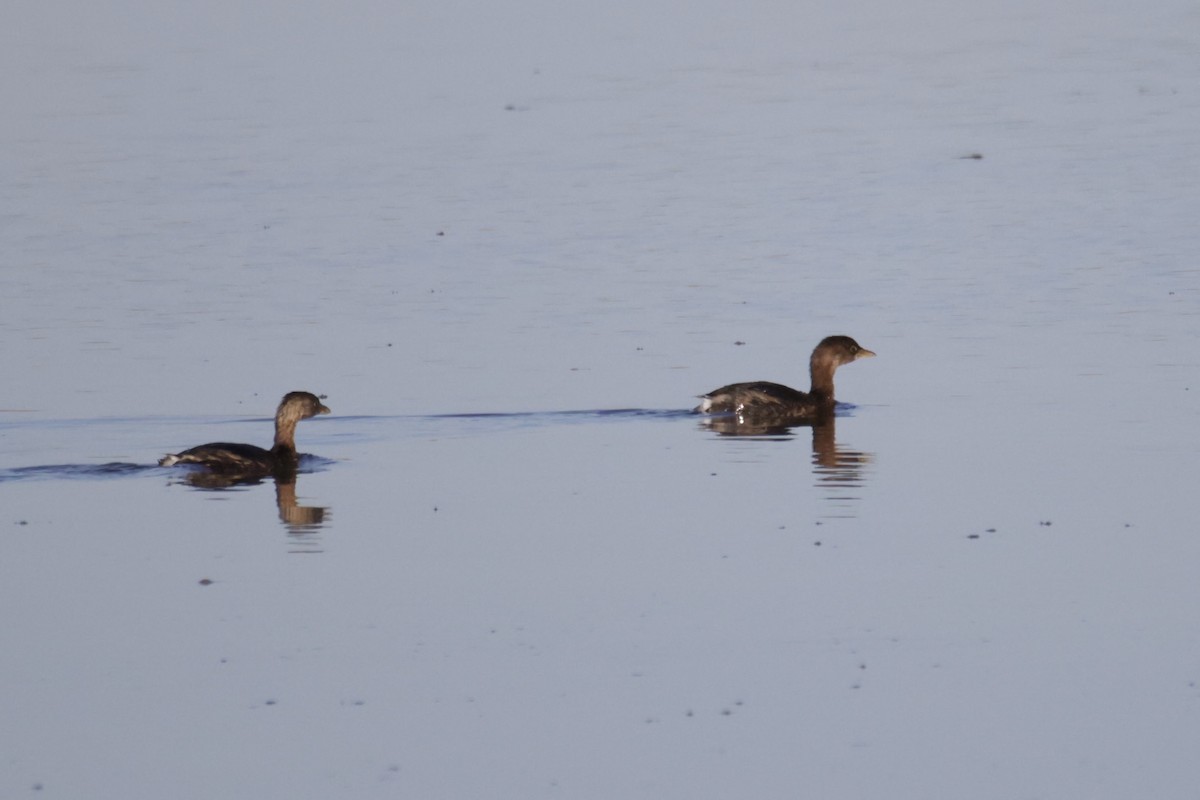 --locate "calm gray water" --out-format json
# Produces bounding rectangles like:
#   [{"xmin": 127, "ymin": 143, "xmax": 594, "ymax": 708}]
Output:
[{"xmin": 3, "ymin": 1, "xmax": 1199, "ymax": 797}]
